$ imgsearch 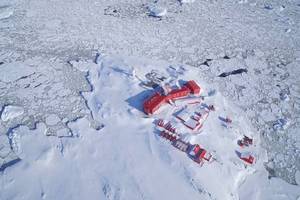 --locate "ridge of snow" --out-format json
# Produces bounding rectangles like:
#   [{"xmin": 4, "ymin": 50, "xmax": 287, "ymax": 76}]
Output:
[{"xmin": 1, "ymin": 105, "xmax": 24, "ymax": 122}]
